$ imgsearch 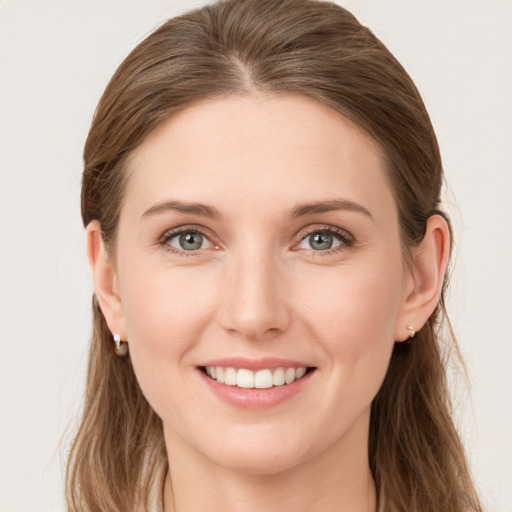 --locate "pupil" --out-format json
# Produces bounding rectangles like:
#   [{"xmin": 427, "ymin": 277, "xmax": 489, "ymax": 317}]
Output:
[
  {"xmin": 180, "ymin": 232, "xmax": 202, "ymax": 250},
  {"xmin": 311, "ymin": 232, "xmax": 332, "ymax": 250}
]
